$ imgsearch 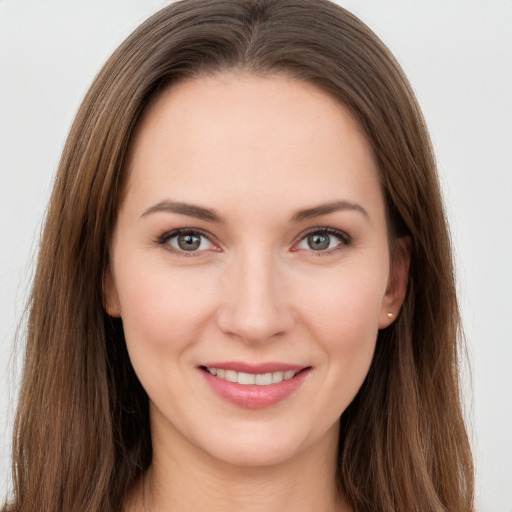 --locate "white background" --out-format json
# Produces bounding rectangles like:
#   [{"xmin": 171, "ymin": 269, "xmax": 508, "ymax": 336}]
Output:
[{"xmin": 1, "ymin": 1, "xmax": 511, "ymax": 510}]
